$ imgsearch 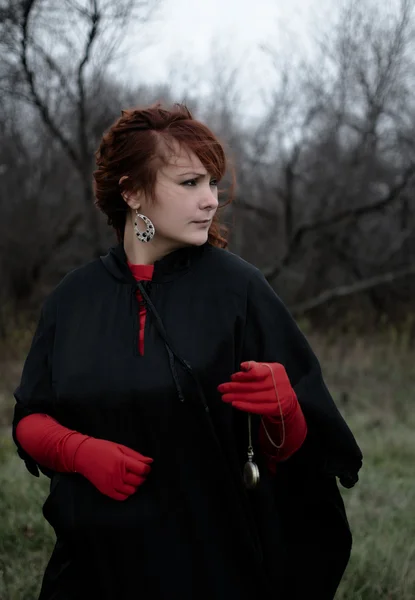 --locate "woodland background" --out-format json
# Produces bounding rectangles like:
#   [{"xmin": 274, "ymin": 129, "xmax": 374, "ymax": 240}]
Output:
[{"xmin": 0, "ymin": 0, "xmax": 414, "ymax": 598}]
